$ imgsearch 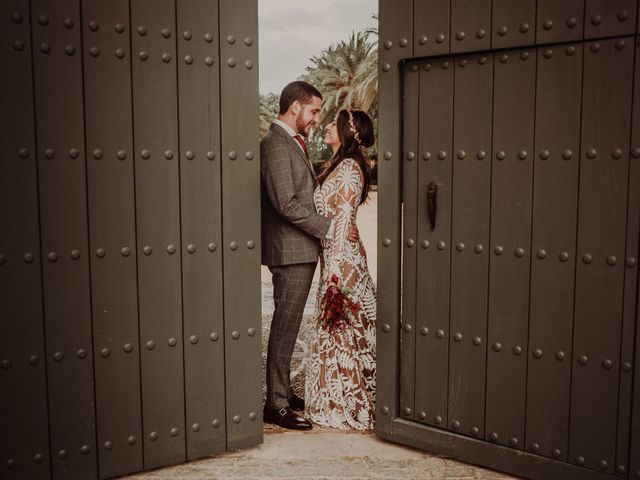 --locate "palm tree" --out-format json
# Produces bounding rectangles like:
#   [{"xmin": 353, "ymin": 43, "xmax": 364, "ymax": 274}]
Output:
[
  {"xmin": 305, "ymin": 31, "xmax": 376, "ymax": 124},
  {"xmin": 365, "ymin": 13, "xmax": 379, "ymax": 37},
  {"xmin": 303, "ymin": 29, "xmax": 379, "ymax": 169},
  {"xmin": 351, "ymin": 43, "xmax": 378, "ymax": 112}
]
